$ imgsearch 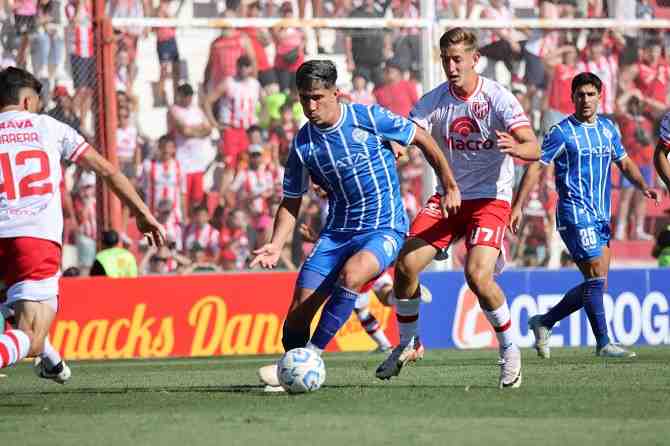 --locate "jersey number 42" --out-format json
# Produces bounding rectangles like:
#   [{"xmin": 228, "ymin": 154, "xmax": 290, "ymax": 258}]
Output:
[{"xmin": 0, "ymin": 151, "xmax": 53, "ymax": 200}]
